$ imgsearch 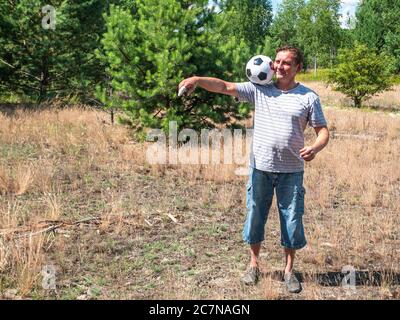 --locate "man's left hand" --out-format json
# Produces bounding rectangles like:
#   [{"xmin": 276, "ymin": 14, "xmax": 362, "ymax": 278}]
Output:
[{"xmin": 299, "ymin": 146, "xmax": 316, "ymax": 161}]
